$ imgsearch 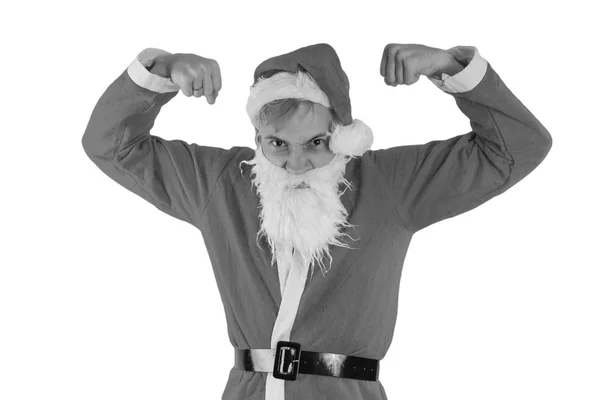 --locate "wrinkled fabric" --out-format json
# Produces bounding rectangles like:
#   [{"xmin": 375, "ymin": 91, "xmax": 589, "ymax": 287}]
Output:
[{"xmin": 82, "ymin": 61, "xmax": 551, "ymax": 399}]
